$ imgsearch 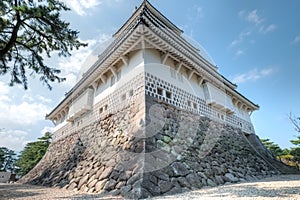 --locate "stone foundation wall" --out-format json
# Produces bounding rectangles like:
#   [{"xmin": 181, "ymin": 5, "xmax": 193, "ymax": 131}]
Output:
[
  {"xmin": 139, "ymin": 96, "xmax": 278, "ymax": 198},
  {"xmin": 20, "ymin": 95, "xmax": 279, "ymax": 199}
]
